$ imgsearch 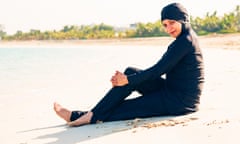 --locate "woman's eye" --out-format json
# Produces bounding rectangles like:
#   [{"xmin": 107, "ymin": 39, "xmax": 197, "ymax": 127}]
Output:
[{"xmin": 169, "ymin": 21, "xmax": 175, "ymax": 25}]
